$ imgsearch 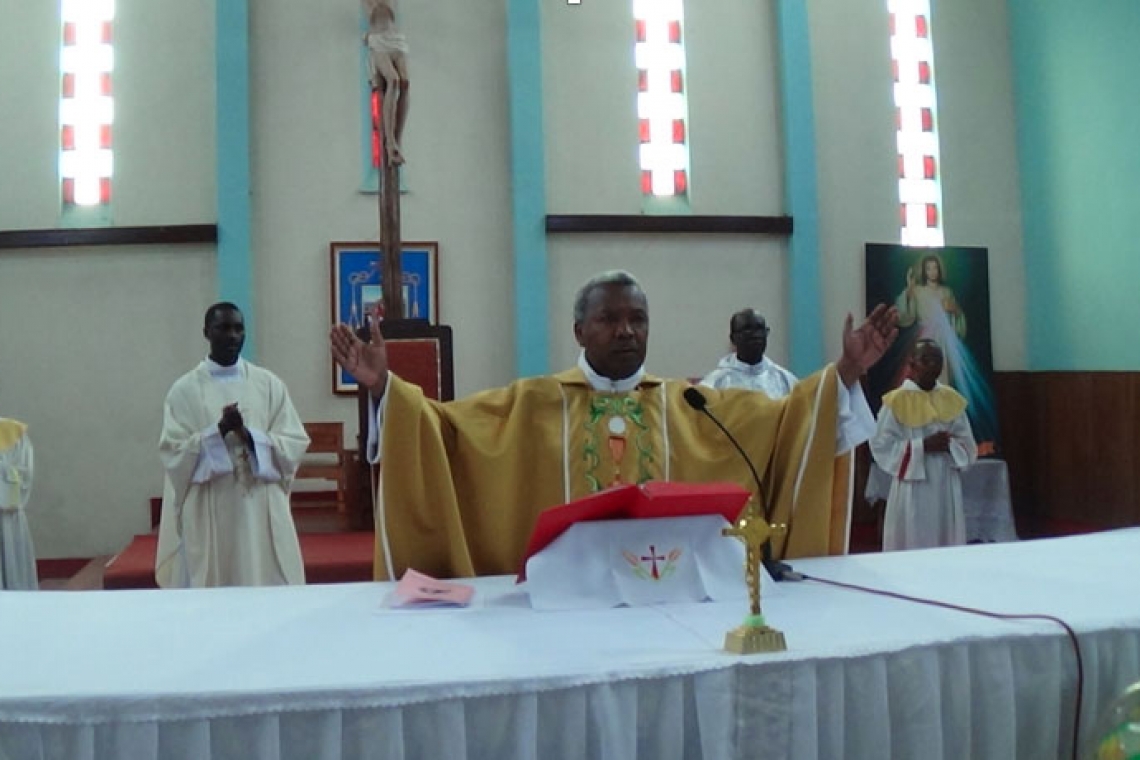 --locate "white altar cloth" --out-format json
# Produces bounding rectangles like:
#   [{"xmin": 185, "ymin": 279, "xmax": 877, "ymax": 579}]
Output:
[{"xmin": 1, "ymin": 530, "xmax": 1138, "ymax": 760}]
